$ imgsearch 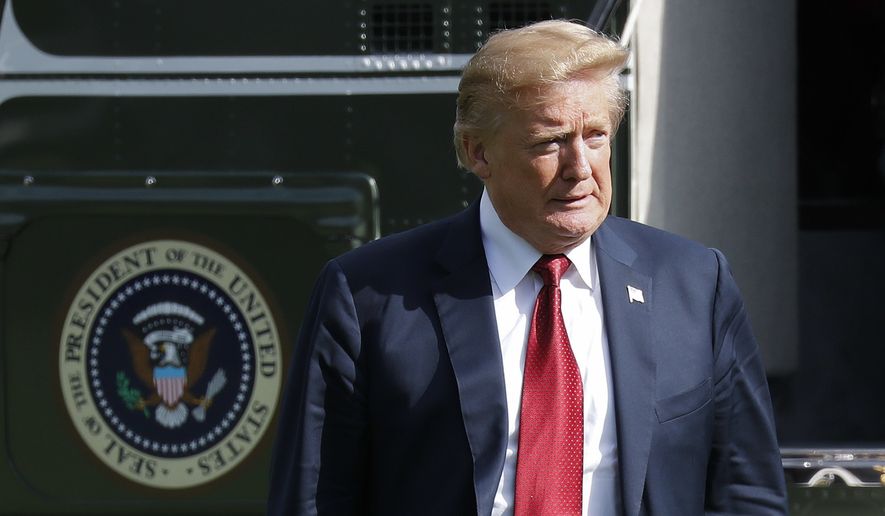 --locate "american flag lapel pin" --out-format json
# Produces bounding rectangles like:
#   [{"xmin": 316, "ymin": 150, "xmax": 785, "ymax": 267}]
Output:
[{"xmin": 627, "ymin": 285, "xmax": 644, "ymax": 304}]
